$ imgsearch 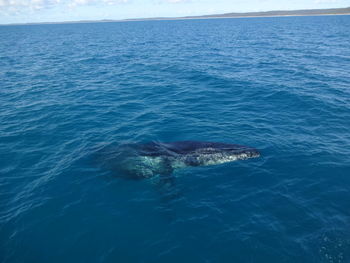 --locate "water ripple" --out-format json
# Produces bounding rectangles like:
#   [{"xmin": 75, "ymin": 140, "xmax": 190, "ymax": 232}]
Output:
[{"xmin": 1, "ymin": 16, "xmax": 350, "ymax": 263}]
